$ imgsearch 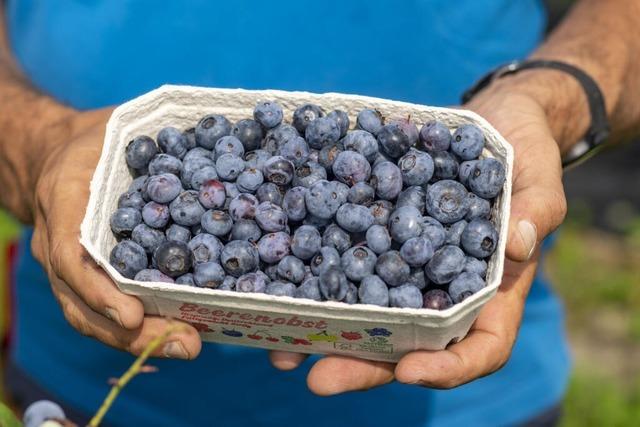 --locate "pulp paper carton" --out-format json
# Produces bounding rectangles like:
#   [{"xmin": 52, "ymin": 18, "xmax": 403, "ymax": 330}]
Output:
[{"xmin": 80, "ymin": 85, "xmax": 513, "ymax": 362}]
